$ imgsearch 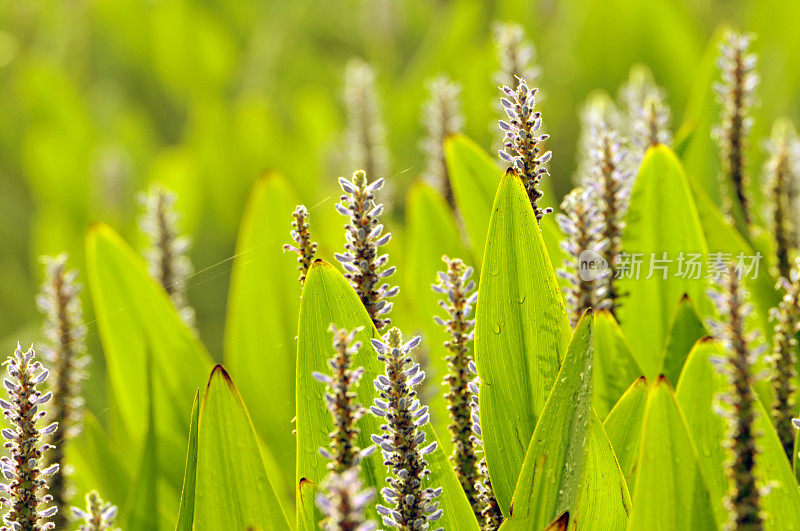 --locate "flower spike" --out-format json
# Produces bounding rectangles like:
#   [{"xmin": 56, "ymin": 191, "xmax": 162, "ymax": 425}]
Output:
[
  {"xmin": 0, "ymin": 345, "xmax": 59, "ymax": 530},
  {"xmin": 763, "ymin": 120, "xmax": 800, "ymax": 280},
  {"xmin": 492, "ymin": 22, "xmax": 540, "ymax": 91},
  {"xmin": 619, "ymin": 65, "xmax": 672, "ymax": 156},
  {"xmin": 314, "ymin": 326, "xmax": 373, "ymax": 472},
  {"xmin": 767, "ymin": 257, "xmax": 800, "ymax": 459},
  {"xmin": 336, "ymin": 170, "xmax": 398, "ymax": 330},
  {"xmin": 36, "ymin": 255, "xmax": 89, "ymax": 529},
  {"xmin": 314, "ymin": 326, "xmax": 376, "ymax": 530},
  {"xmin": 713, "ymin": 31, "xmax": 759, "ymax": 231},
  {"xmin": 138, "ymin": 185, "xmax": 196, "ymax": 327},
  {"xmin": 420, "ymin": 76, "xmax": 464, "ymax": 210},
  {"xmin": 557, "ymin": 187, "xmax": 610, "ymax": 325},
  {"xmin": 432, "ymin": 257, "xmax": 501, "ymax": 527},
  {"xmin": 283, "ymin": 205, "xmax": 318, "ymax": 285},
  {"xmin": 498, "ymin": 77, "xmax": 553, "ymax": 223},
  {"xmin": 706, "ymin": 267, "xmax": 767, "ymax": 530},
  {"xmin": 345, "ymin": 58, "xmax": 389, "ymax": 188},
  {"xmin": 70, "ymin": 490, "xmax": 119, "ymax": 531},
  {"xmin": 370, "ymin": 328, "xmax": 442, "ymax": 529}
]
